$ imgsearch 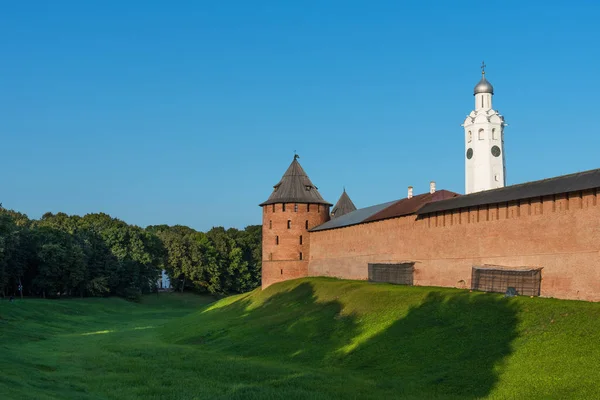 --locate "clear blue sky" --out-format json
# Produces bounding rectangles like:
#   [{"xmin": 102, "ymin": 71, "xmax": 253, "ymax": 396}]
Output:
[{"xmin": 1, "ymin": 1, "xmax": 599, "ymax": 231}]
